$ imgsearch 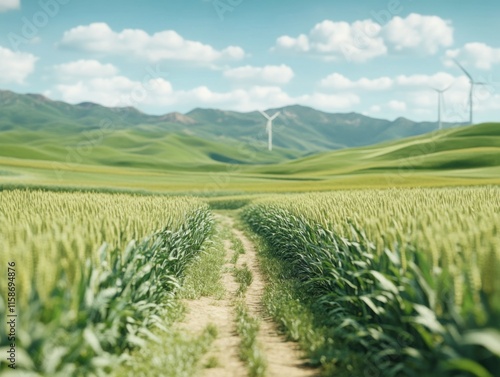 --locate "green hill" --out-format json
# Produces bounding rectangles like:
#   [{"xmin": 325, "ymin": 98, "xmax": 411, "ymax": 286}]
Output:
[
  {"xmin": 0, "ymin": 127, "xmax": 300, "ymax": 171},
  {"xmin": 0, "ymin": 89, "xmax": 497, "ymax": 193},
  {"xmin": 1, "ymin": 122, "xmax": 498, "ymax": 193},
  {"xmin": 251, "ymin": 122, "xmax": 500, "ymax": 179},
  {"xmin": 0, "ymin": 90, "xmax": 468, "ymax": 155}
]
